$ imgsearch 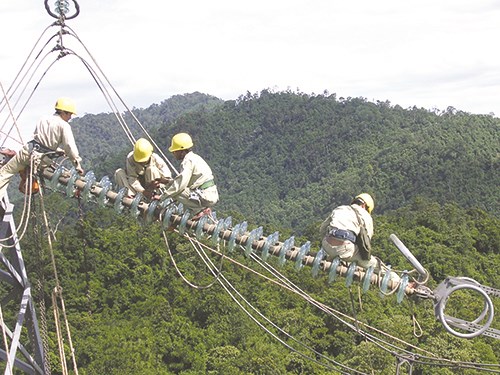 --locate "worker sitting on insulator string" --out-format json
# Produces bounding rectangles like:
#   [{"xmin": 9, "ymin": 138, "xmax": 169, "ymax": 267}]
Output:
[
  {"xmin": 320, "ymin": 193, "xmax": 400, "ymax": 282},
  {"xmin": 114, "ymin": 138, "xmax": 172, "ymax": 201},
  {"xmin": 0, "ymin": 97, "xmax": 84, "ymax": 201},
  {"xmin": 159, "ymin": 132, "xmax": 218, "ymax": 219}
]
